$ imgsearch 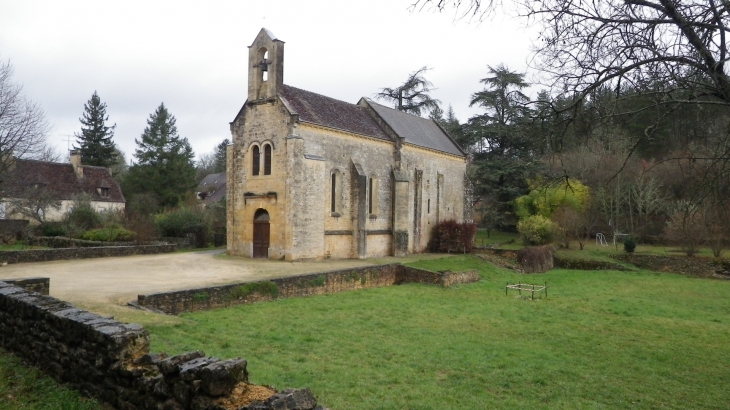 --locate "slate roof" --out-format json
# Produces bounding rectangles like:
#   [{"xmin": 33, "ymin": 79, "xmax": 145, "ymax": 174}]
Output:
[
  {"xmin": 279, "ymin": 85, "xmax": 390, "ymax": 141},
  {"xmin": 2, "ymin": 159, "xmax": 125, "ymax": 203},
  {"xmin": 364, "ymin": 99, "xmax": 465, "ymax": 157},
  {"xmin": 196, "ymin": 172, "xmax": 226, "ymax": 205}
]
